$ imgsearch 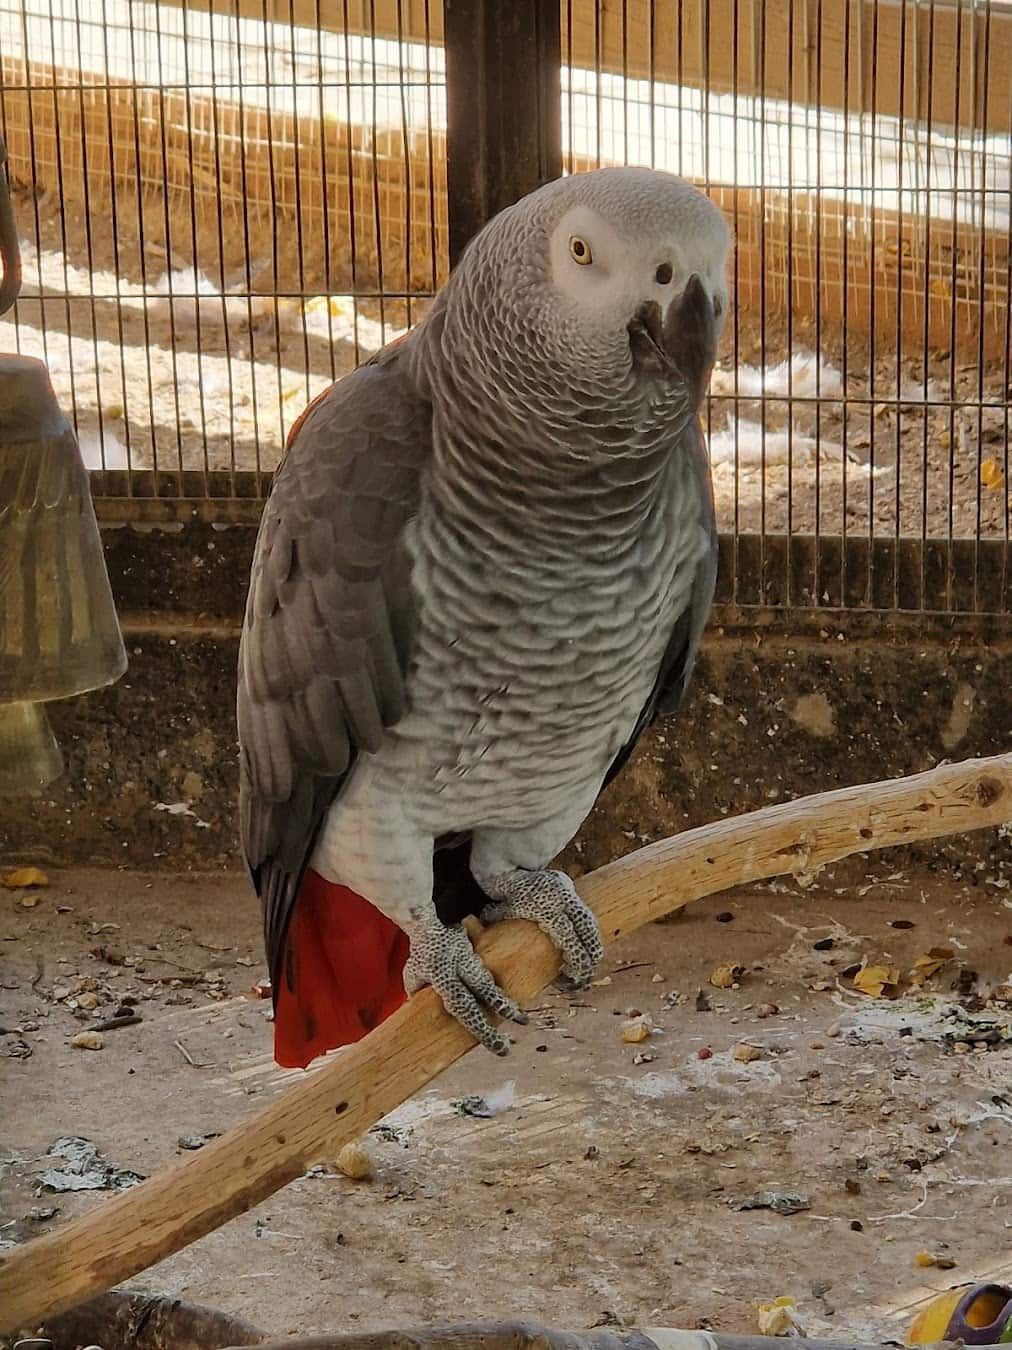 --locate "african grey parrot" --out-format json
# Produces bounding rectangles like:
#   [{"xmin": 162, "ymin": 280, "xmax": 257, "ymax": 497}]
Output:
[{"xmin": 237, "ymin": 167, "xmax": 731, "ymax": 1068}]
